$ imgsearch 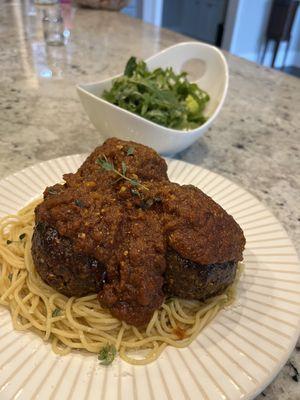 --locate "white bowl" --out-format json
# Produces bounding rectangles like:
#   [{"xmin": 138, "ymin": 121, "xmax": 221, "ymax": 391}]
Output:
[{"xmin": 77, "ymin": 41, "xmax": 228, "ymax": 156}]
